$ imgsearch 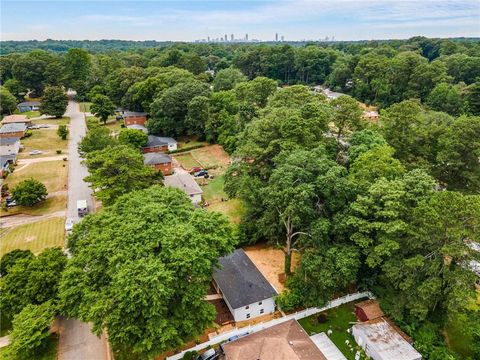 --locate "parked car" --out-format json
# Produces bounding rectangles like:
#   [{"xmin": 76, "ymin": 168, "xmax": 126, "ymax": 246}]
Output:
[
  {"xmin": 189, "ymin": 166, "xmax": 202, "ymax": 174},
  {"xmin": 38, "ymin": 124, "xmax": 50, "ymax": 128},
  {"xmin": 65, "ymin": 218, "xmax": 74, "ymax": 232},
  {"xmin": 5, "ymin": 197, "xmax": 16, "ymax": 207},
  {"xmin": 28, "ymin": 125, "xmax": 40, "ymax": 129},
  {"xmin": 195, "ymin": 348, "xmax": 218, "ymax": 360},
  {"xmin": 194, "ymin": 170, "xmax": 209, "ymax": 178},
  {"xmin": 29, "ymin": 150, "xmax": 43, "ymax": 155}
]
